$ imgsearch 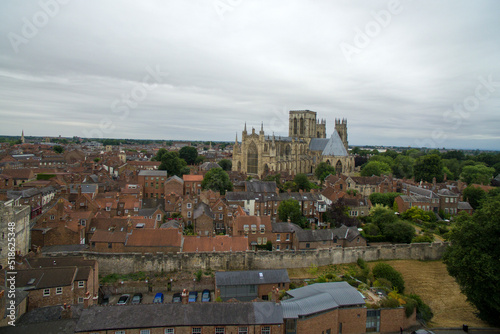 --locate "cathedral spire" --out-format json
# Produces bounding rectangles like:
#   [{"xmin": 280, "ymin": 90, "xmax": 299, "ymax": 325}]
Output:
[{"xmin": 21, "ymin": 129, "xmax": 25, "ymax": 144}]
